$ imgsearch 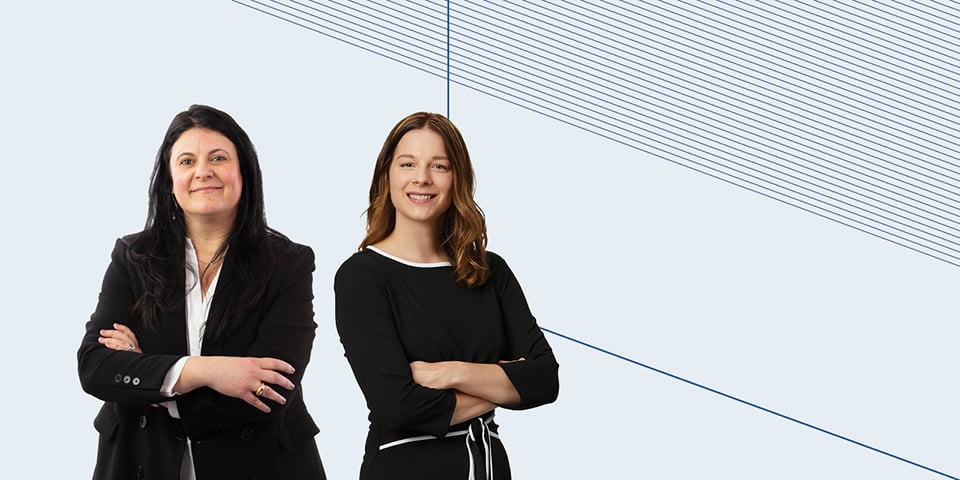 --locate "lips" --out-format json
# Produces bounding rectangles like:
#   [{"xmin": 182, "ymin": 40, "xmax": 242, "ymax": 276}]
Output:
[
  {"xmin": 407, "ymin": 193, "xmax": 436, "ymax": 201},
  {"xmin": 191, "ymin": 186, "xmax": 223, "ymax": 194}
]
